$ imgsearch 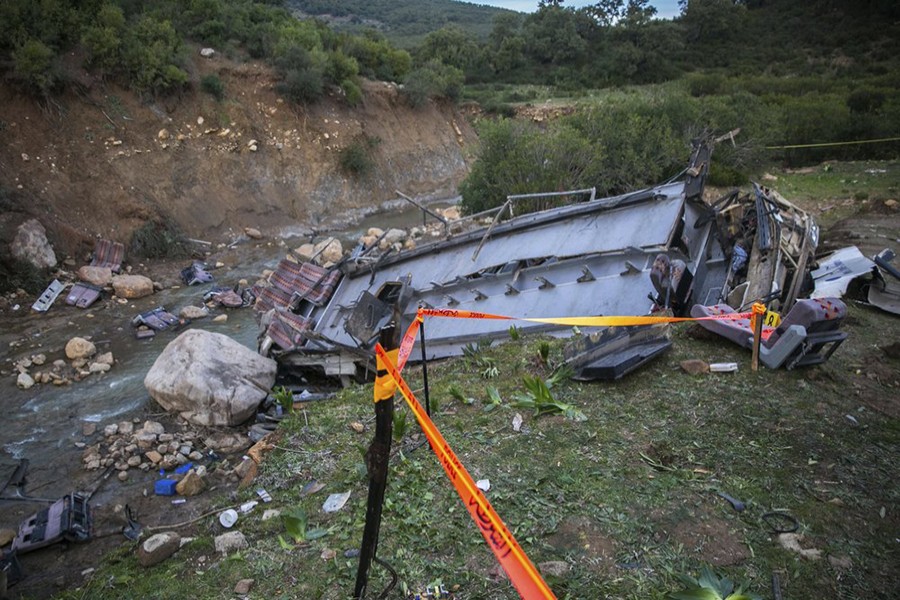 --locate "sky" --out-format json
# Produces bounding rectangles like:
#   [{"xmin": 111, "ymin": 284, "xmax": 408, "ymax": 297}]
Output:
[{"xmin": 471, "ymin": 1, "xmax": 682, "ymax": 20}]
